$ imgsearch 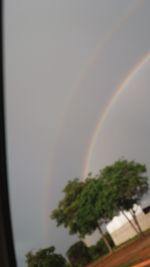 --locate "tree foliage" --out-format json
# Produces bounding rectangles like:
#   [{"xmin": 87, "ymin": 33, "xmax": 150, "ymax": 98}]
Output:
[
  {"xmin": 76, "ymin": 178, "xmax": 113, "ymax": 252},
  {"xmin": 66, "ymin": 241, "xmax": 91, "ymax": 267},
  {"xmin": 99, "ymin": 159, "xmax": 149, "ymax": 234},
  {"xmin": 75, "ymin": 178, "xmax": 99, "ymax": 236},
  {"xmin": 88, "ymin": 233, "xmax": 115, "ymax": 261},
  {"xmin": 50, "ymin": 178, "xmax": 84, "ymax": 234},
  {"xmin": 51, "ymin": 177, "xmax": 113, "ymax": 253},
  {"xmin": 25, "ymin": 246, "xmax": 66, "ymax": 267},
  {"xmin": 50, "ymin": 159, "xmax": 149, "ymax": 258}
]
